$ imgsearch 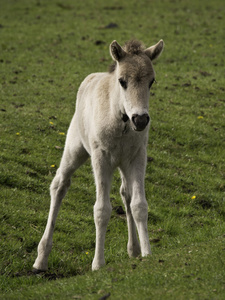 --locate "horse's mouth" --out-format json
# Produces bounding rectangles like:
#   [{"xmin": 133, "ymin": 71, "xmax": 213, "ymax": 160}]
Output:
[
  {"xmin": 122, "ymin": 112, "xmax": 149, "ymax": 131},
  {"xmin": 133, "ymin": 126, "xmax": 146, "ymax": 132},
  {"xmin": 132, "ymin": 114, "xmax": 150, "ymax": 131}
]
